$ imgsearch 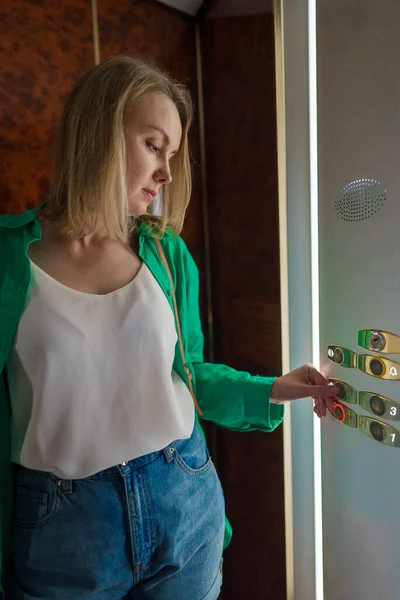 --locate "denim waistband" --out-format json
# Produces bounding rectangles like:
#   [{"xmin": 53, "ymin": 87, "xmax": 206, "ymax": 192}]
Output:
[{"xmin": 12, "ymin": 436, "xmax": 184, "ymax": 483}]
